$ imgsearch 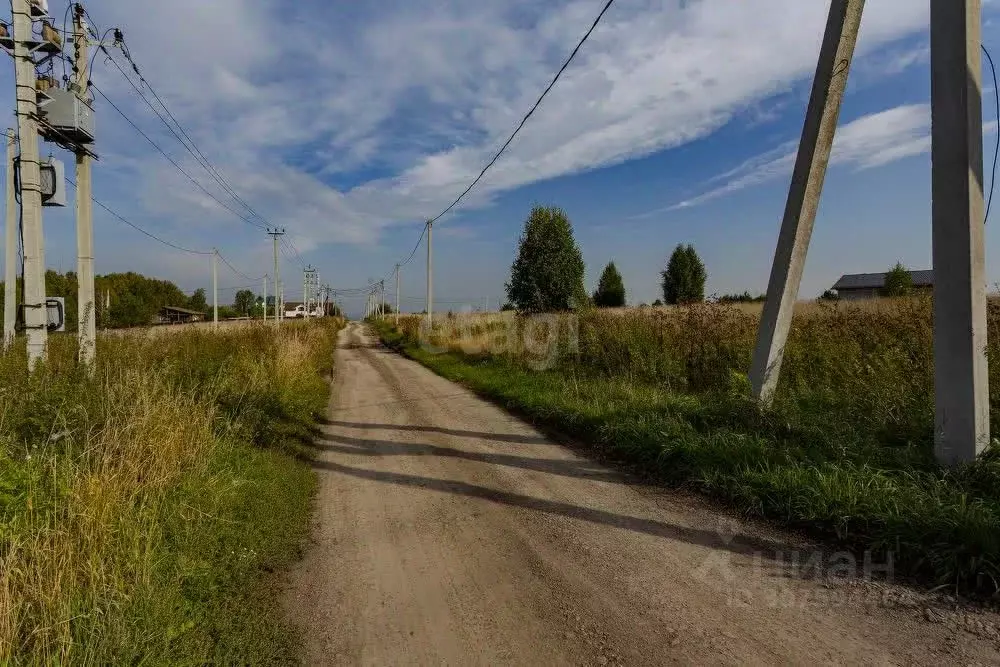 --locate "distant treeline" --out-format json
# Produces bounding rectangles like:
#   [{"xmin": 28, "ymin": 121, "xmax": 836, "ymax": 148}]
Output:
[
  {"xmin": 0, "ymin": 271, "xmax": 205, "ymax": 330},
  {"xmin": 715, "ymin": 291, "xmax": 765, "ymax": 304}
]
